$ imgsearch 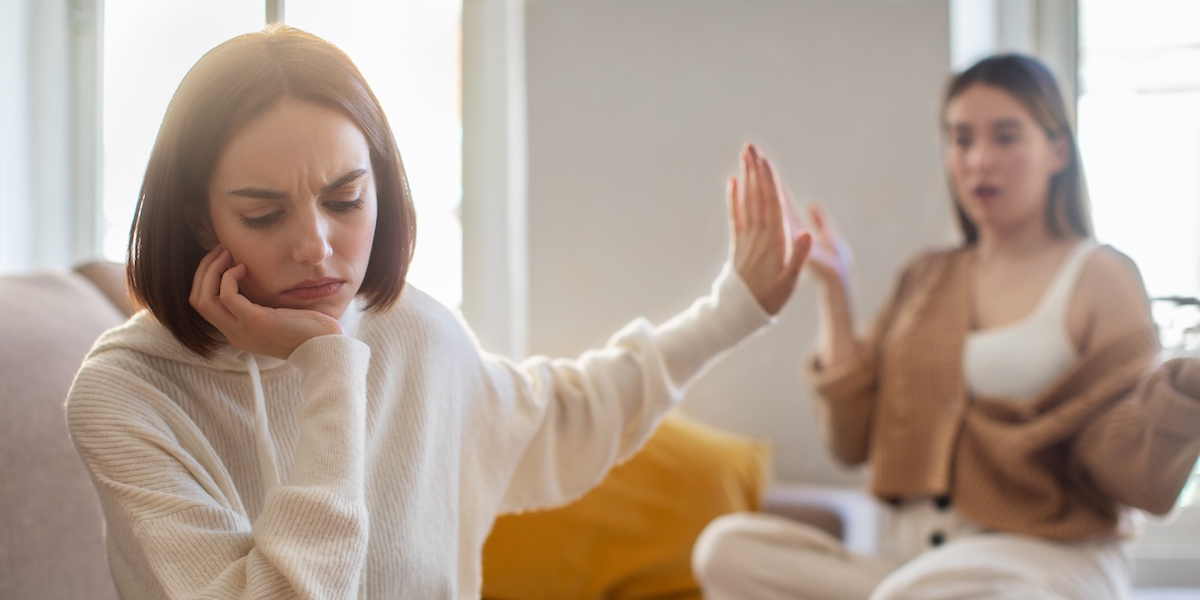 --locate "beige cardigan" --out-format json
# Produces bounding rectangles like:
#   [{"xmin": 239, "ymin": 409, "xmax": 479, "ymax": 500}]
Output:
[{"xmin": 808, "ymin": 247, "xmax": 1200, "ymax": 541}]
